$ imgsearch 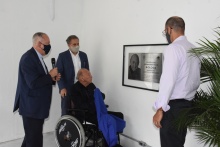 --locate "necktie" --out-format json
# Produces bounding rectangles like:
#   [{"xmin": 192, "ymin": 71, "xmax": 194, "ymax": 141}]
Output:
[{"xmin": 42, "ymin": 58, "xmax": 48, "ymax": 74}]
